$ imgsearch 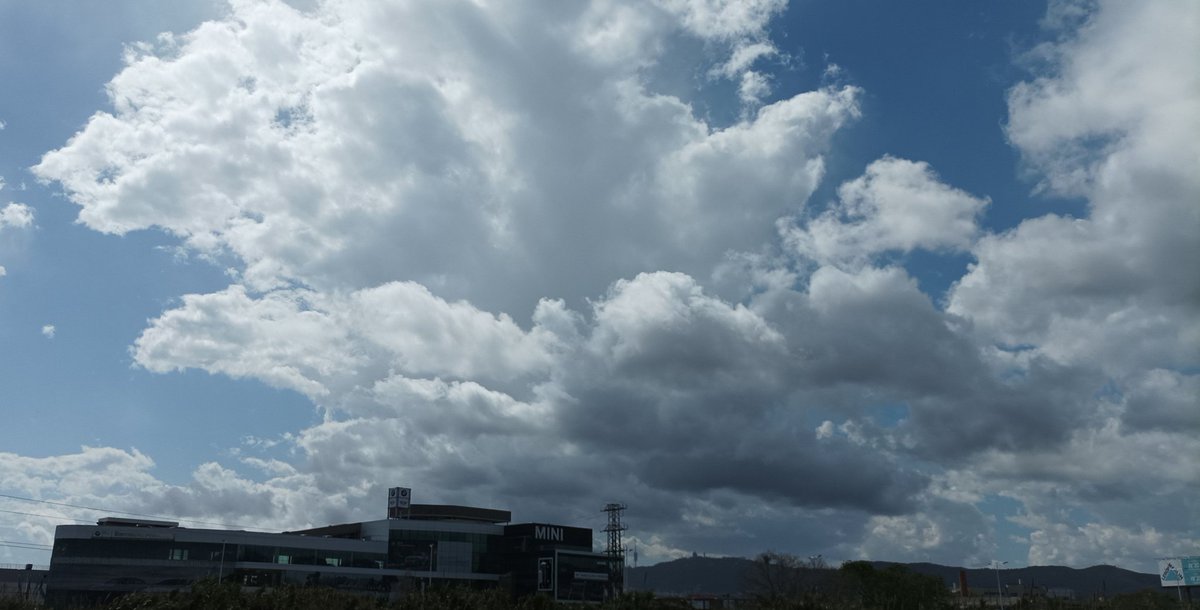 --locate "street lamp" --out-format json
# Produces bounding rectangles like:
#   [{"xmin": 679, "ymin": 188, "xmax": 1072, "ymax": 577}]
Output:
[
  {"xmin": 427, "ymin": 542, "xmax": 435, "ymax": 592},
  {"xmin": 806, "ymin": 555, "xmax": 823, "ymax": 596},
  {"xmin": 992, "ymin": 560, "xmax": 1008, "ymax": 610}
]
